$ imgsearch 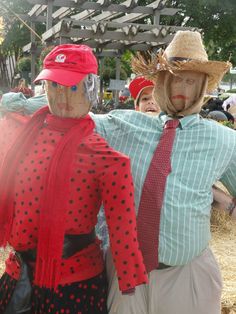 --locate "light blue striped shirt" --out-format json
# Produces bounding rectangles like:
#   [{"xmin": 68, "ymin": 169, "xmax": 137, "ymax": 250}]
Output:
[{"xmin": 91, "ymin": 110, "xmax": 236, "ymax": 265}]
